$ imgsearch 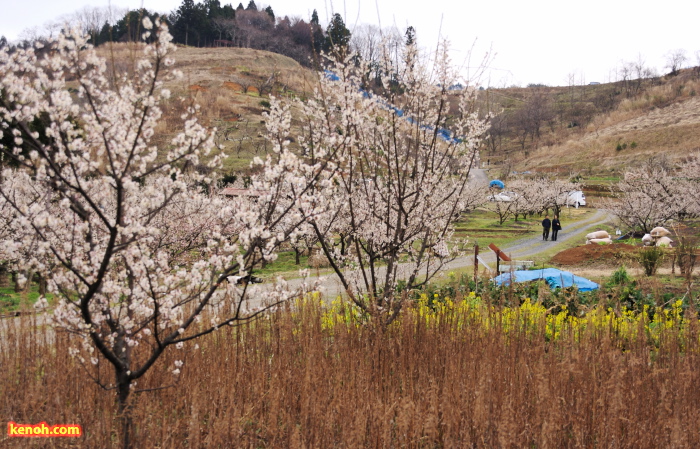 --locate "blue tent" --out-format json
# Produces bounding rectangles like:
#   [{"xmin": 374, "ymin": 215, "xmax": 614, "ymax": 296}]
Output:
[
  {"xmin": 489, "ymin": 179, "xmax": 505, "ymax": 189},
  {"xmin": 493, "ymin": 268, "xmax": 599, "ymax": 291}
]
